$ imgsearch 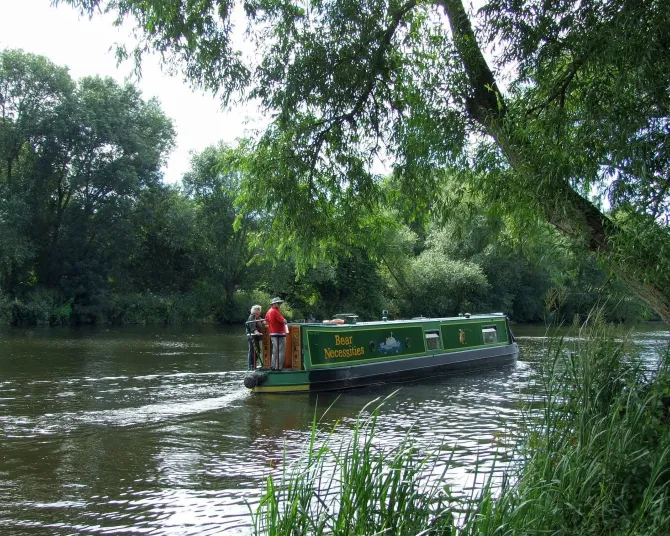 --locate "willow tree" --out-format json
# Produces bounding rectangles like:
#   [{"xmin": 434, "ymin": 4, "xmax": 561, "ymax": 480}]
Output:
[{"xmin": 56, "ymin": 0, "xmax": 670, "ymax": 323}]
